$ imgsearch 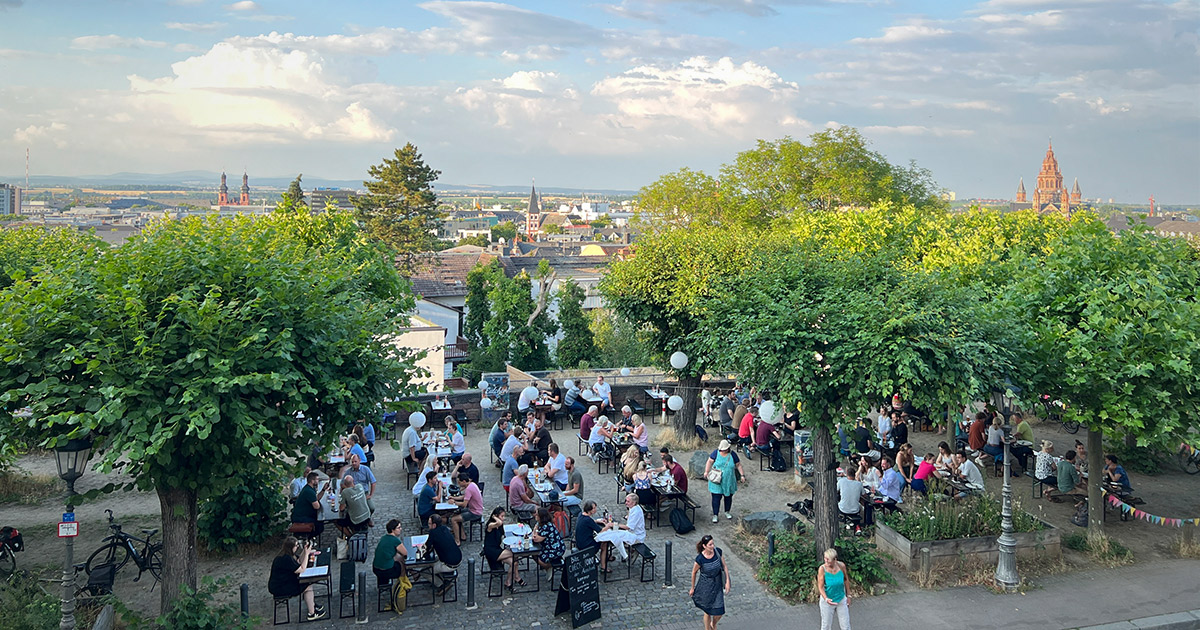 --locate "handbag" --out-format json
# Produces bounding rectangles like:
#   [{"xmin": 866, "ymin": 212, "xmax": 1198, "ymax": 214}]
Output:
[
  {"xmin": 706, "ymin": 467, "xmax": 723, "ymax": 484},
  {"xmin": 336, "ymin": 537, "xmax": 348, "ymax": 560},
  {"xmin": 287, "ymin": 522, "xmax": 315, "ymax": 534}
]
